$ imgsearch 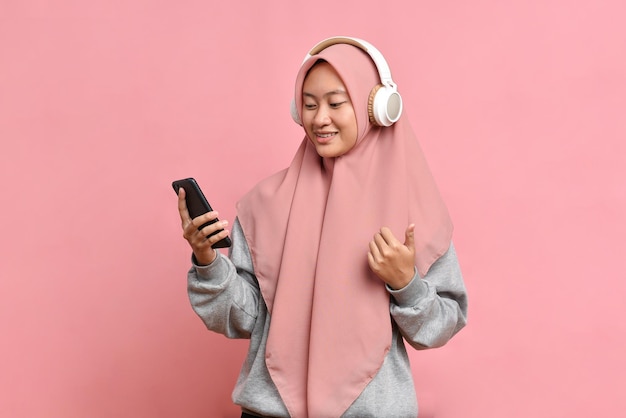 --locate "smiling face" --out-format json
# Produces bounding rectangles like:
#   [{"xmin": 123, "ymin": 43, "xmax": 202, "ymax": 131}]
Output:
[{"xmin": 301, "ymin": 61, "xmax": 358, "ymax": 158}]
